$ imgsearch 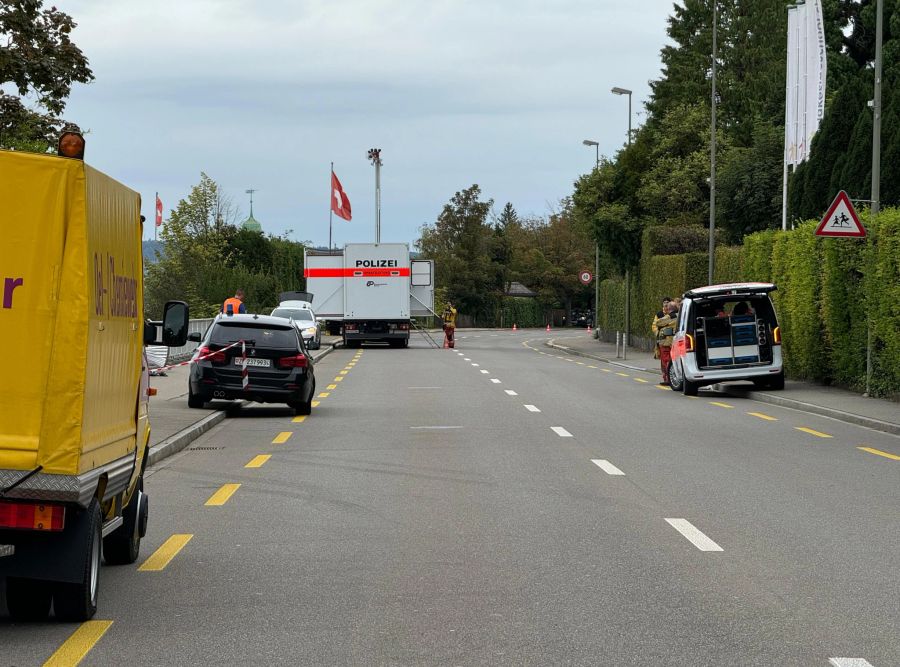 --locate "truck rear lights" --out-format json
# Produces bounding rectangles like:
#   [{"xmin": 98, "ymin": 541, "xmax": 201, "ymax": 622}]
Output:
[
  {"xmin": 772, "ymin": 327, "xmax": 782, "ymax": 345},
  {"xmin": 278, "ymin": 354, "xmax": 308, "ymax": 368},
  {"xmin": 345, "ymin": 323, "xmax": 359, "ymax": 332},
  {"xmin": 197, "ymin": 346, "xmax": 226, "ymax": 363},
  {"xmin": 398, "ymin": 323, "xmax": 409, "ymax": 330},
  {"xmin": 0, "ymin": 501, "xmax": 65, "ymax": 531}
]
